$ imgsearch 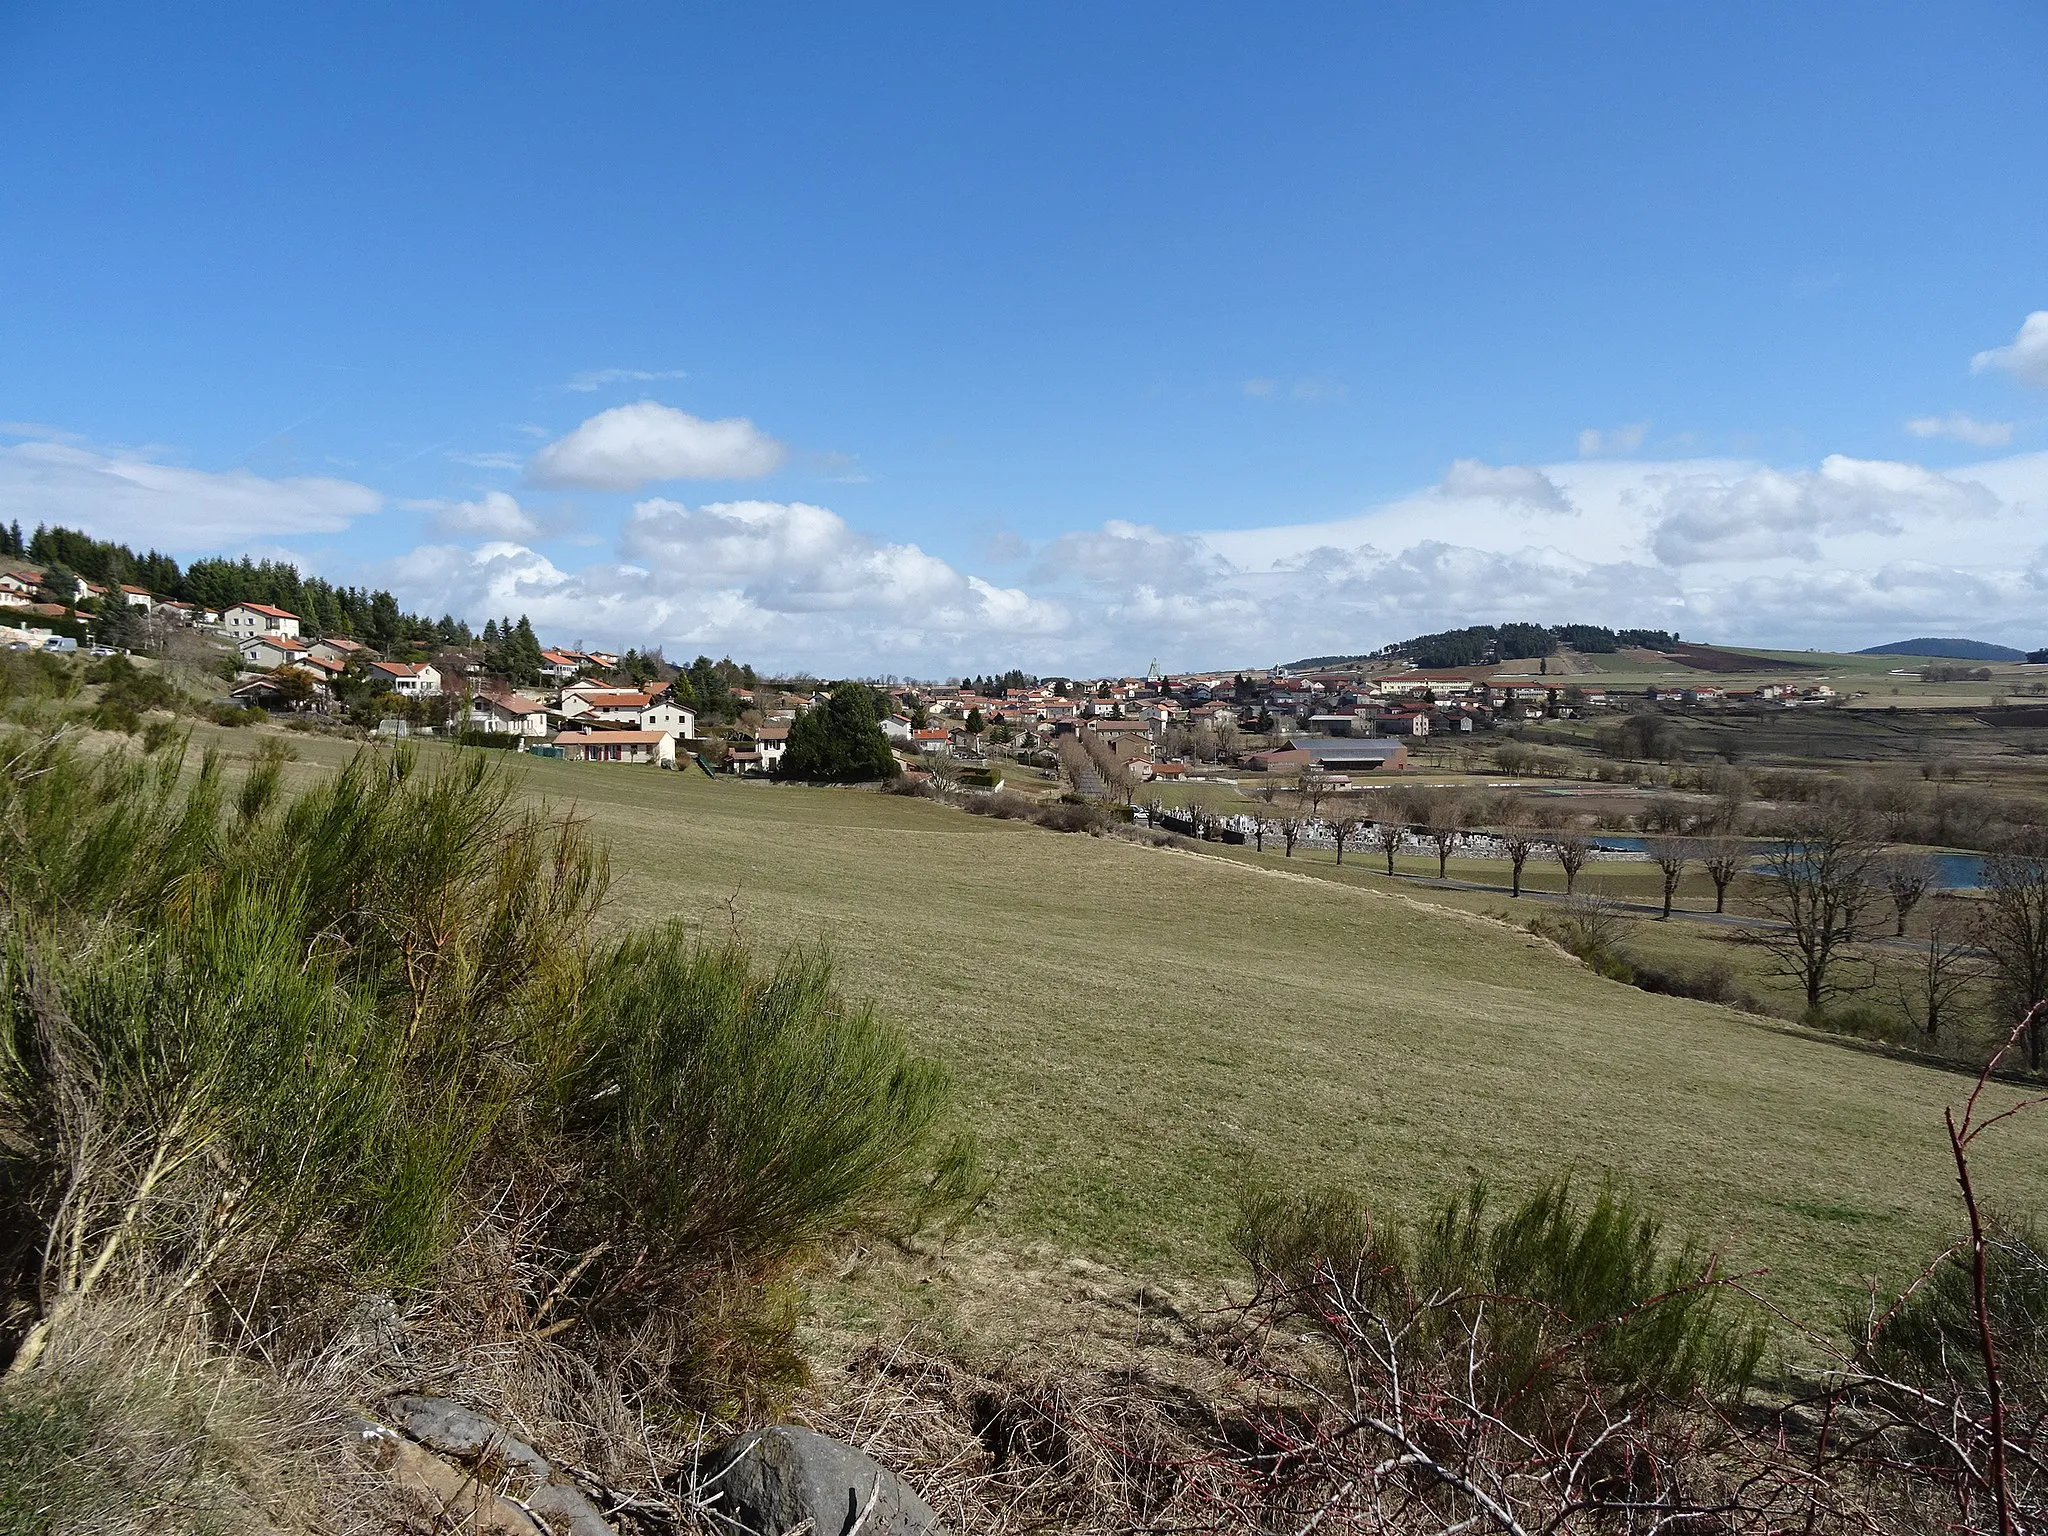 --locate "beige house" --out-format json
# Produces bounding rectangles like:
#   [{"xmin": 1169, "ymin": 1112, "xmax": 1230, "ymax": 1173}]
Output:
[
  {"xmin": 559, "ymin": 689, "xmax": 653, "ymax": 723},
  {"xmin": 223, "ymin": 602, "xmax": 301, "ymax": 640},
  {"xmin": 308, "ymin": 636, "xmax": 368, "ymax": 667},
  {"xmin": 467, "ymin": 692, "xmax": 549, "ymax": 736},
  {"xmin": 640, "ymin": 699, "xmax": 697, "ymax": 739},
  {"xmin": 237, "ymin": 633, "xmax": 312, "ymax": 671},
  {"xmin": 556, "ymin": 728, "xmax": 674, "ymax": 765},
  {"xmin": 370, "ymin": 661, "xmax": 442, "ymax": 699}
]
